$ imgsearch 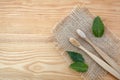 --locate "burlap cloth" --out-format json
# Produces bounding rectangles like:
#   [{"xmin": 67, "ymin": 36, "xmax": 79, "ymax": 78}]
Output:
[{"xmin": 53, "ymin": 7, "xmax": 120, "ymax": 80}]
